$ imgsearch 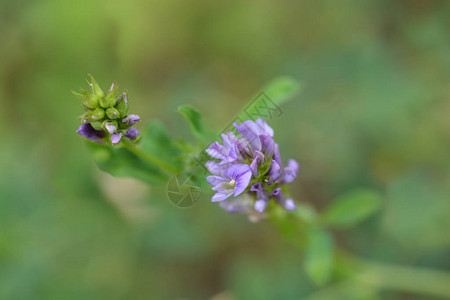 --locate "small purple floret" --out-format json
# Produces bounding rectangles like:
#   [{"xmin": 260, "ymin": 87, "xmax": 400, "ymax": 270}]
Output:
[
  {"xmin": 110, "ymin": 132, "xmax": 122, "ymax": 144},
  {"xmin": 125, "ymin": 128, "xmax": 140, "ymax": 139},
  {"xmin": 251, "ymin": 182, "xmax": 269, "ymax": 213},
  {"xmin": 270, "ymin": 188, "xmax": 296, "ymax": 211},
  {"xmin": 281, "ymin": 159, "xmax": 299, "ymax": 184},
  {"xmin": 76, "ymin": 123, "xmax": 105, "ymax": 141},
  {"xmin": 122, "ymin": 114, "xmax": 140, "ymax": 127},
  {"xmin": 219, "ymin": 195, "xmax": 252, "ymax": 213},
  {"xmin": 254, "ymin": 199, "xmax": 268, "ymax": 214},
  {"xmin": 284, "ymin": 198, "xmax": 296, "ymax": 211},
  {"xmin": 105, "ymin": 123, "xmax": 116, "ymax": 134}
]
